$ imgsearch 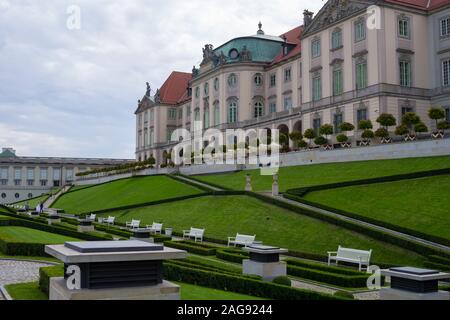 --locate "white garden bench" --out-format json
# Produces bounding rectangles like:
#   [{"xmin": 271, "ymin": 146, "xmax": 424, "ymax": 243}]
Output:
[
  {"xmin": 103, "ymin": 216, "xmax": 116, "ymax": 226},
  {"xmin": 146, "ymin": 222, "xmax": 163, "ymax": 234},
  {"xmin": 86, "ymin": 214, "xmax": 96, "ymax": 222},
  {"xmin": 328, "ymin": 246, "xmax": 372, "ymax": 272},
  {"xmin": 126, "ymin": 219, "xmax": 141, "ymax": 229},
  {"xmin": 183, "ymin": 227, "xmax": 205, "ymax": 243},
  {"xmin": 228, "ymin": 233, "xmax": 256, "ymax": 247}
]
